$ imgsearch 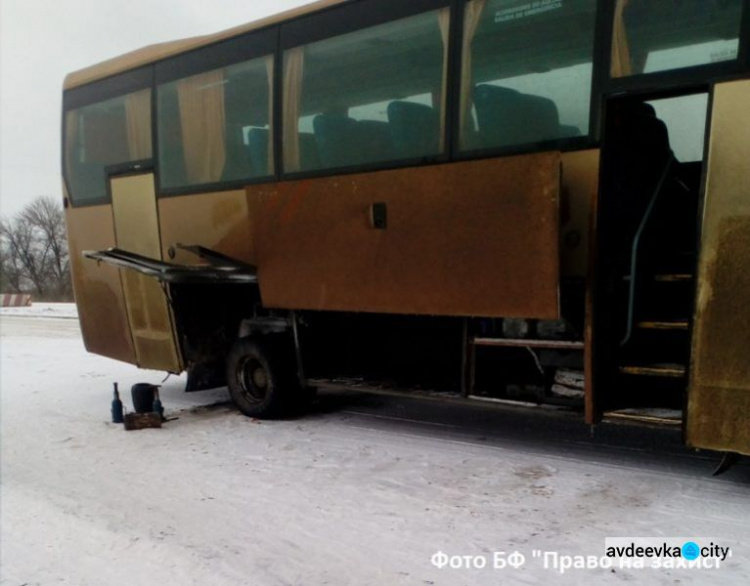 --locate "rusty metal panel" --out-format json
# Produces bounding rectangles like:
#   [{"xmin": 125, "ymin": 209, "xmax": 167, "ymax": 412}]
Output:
[
  {"xmin": 687, "ymin": 80, "xmax": 750, "ymax": 456},
  {"xmin": 158, "ymin": 189, "xmax": 255, "ymax": 266},
  {"xmin": 111, "ymin": 173, "xmax": 182, "ymax": 373},
  {"xmin": 64, "ymin": 186, "xmax": 136, "ymax": 365},
  {"xmin": 560, "ymin": 150, "xmax": 600, "ymax": 278},
  {"xmin": 583, "ymin": 164, "xmax": 600, "ymax": 426},
  {"xmin": 247, "ymin": 153, "xmax": 561, "ymax": 318}
]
